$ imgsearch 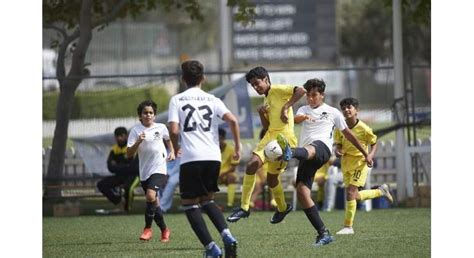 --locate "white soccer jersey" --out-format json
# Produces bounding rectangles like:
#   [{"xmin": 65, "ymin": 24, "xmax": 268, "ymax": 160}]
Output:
[
  {"xmin": 296, "ymin": 103, "xmax": 348, "ymax": 151},
  {"xmin": 127, "ymin": 122, "xmax": 169, "ymax": 181},
  {"xmin": 168, "ymin": 87, "xmax": 230, "ymax": 165}
]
